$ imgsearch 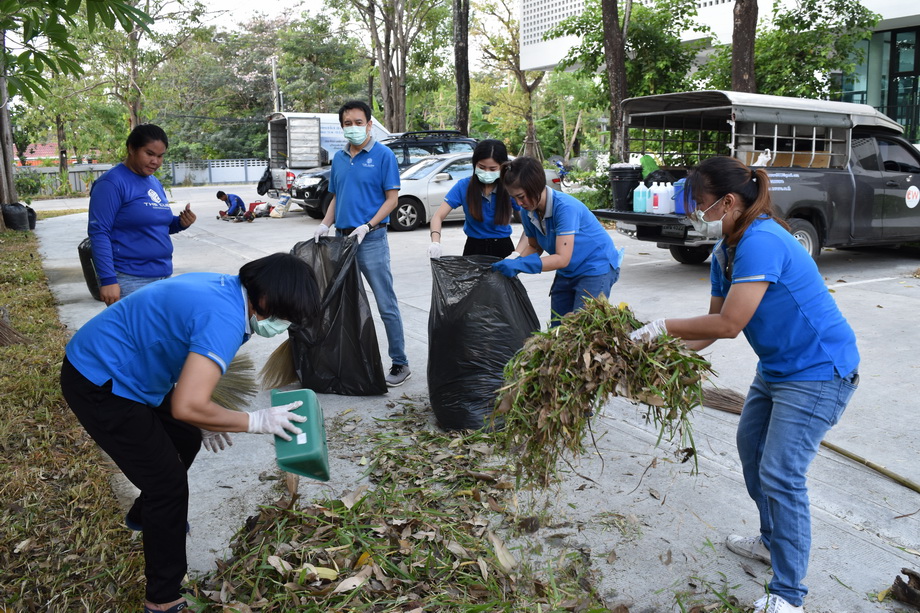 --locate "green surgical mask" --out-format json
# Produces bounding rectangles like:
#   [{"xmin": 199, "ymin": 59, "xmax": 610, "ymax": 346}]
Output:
[
  {"xmin": 475, "ymin": 169, "xmax": 501, "ymax": 184},
  {"xmin": 249, "ymin": 315, "xmax": 291, "ymax": 338},
  {"xmin": 343, "ymin": 126, "xmax": 368, "ymax": 146}
]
